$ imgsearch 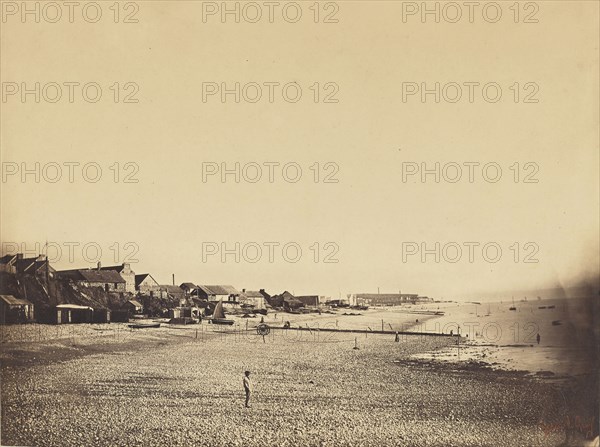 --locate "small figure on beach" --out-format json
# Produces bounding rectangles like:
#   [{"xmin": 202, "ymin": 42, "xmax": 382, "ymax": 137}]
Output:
[
  {"xmin": 536, "ymin": 333, "xmax": 540, "ymax": 345},
  {"xmin": 243, "ymin": 370, "xmax": 252, "ymax": 408},
  {"xmin": 395, "ymin": 332, "xmax": 399, "ymax": 342},
  {"xmin": 260, "ymin": 316, "xmax": 264, "ymax": 323},
  {"xmin": 450, "ymin": 330, "xmax": 453, "ymax": 336}
]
